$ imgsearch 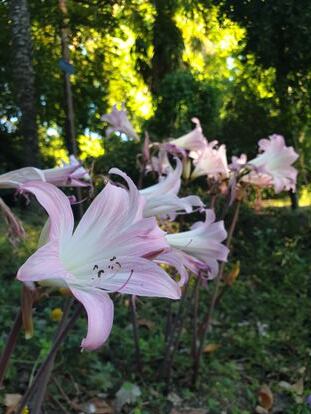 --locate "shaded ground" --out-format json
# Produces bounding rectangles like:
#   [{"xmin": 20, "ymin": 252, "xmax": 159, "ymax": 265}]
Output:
[{"xmin": 0, "ymin": 205, "xmax": 310, "ymax": 413}]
